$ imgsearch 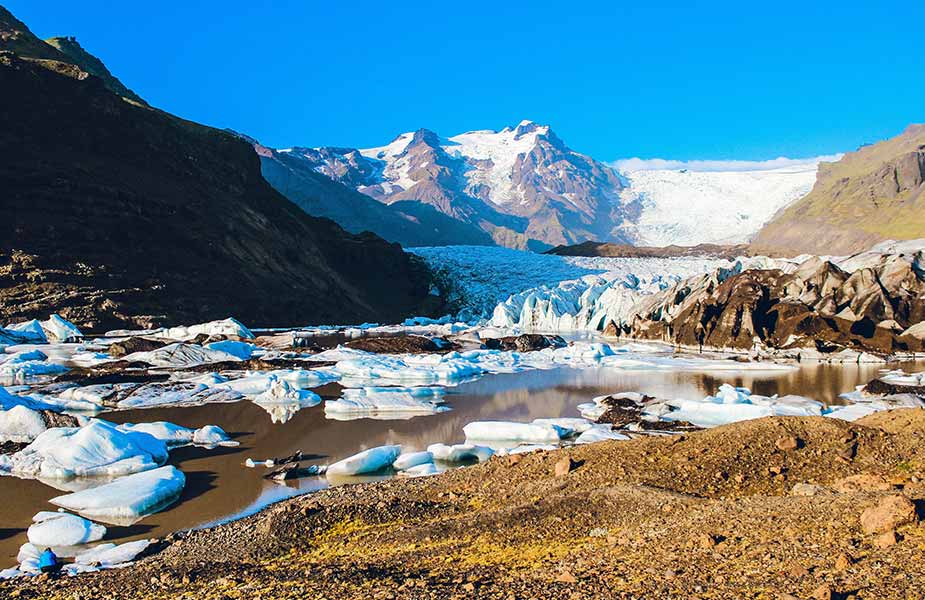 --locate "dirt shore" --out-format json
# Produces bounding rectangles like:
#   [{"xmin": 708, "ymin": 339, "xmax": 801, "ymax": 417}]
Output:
[{"xmin": 6, "ymin": 409, "xmax": 925, "ymax": 600}]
